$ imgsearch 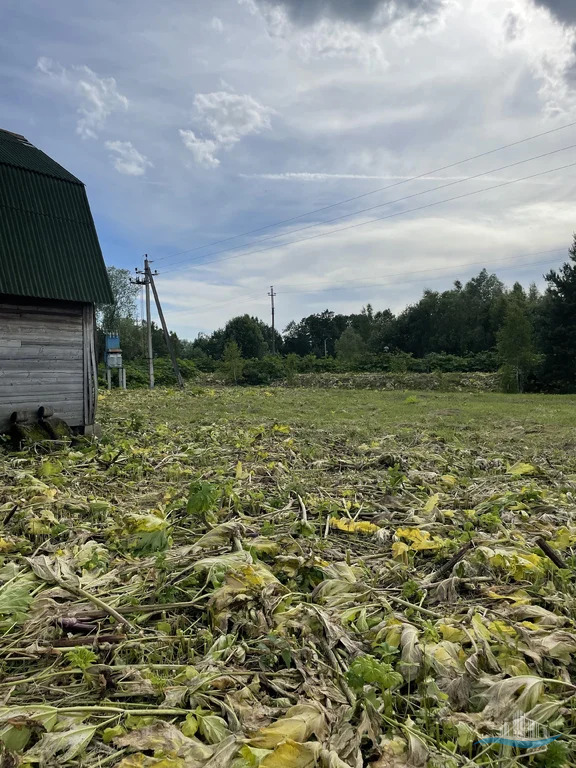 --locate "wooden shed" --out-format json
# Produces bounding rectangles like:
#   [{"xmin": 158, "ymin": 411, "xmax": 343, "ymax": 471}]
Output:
[{"xmin": 0, "ymin": 128, "xmax": 113, "ymax": 435}]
